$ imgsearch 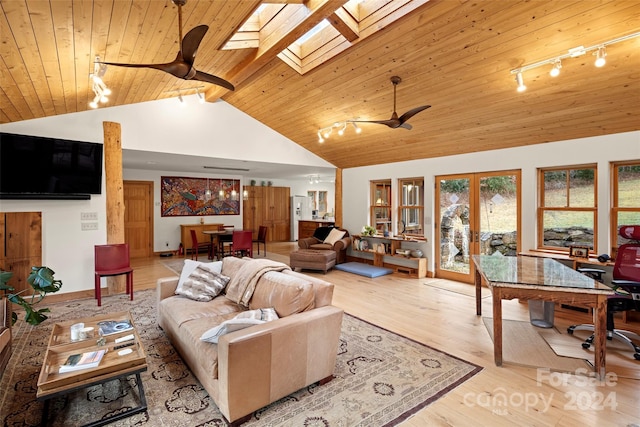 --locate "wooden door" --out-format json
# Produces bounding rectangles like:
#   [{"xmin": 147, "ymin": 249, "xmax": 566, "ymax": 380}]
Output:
[
  {"xmin": 243, "ymin": 186, "xmax": 264, "ymax": 239},
  {"xmin": 124, "ymin": 181, "xmax": 153, "ymax": 258},
  {"xmin": 1, "ymin": 212, "xmax": 42, "ymax": 294},
  {"xmin": 265, "ymin": 187, "xmax": 290, "ymax": 241}
]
